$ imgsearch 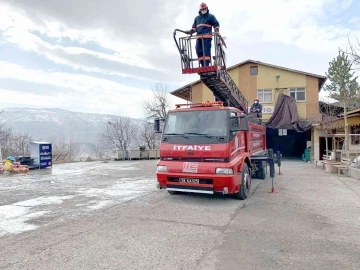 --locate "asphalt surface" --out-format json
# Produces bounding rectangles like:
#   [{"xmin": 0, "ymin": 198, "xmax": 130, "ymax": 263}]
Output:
[{"xmin": 0, "ymin": 159, "xmax": 360, "ymax": 269}]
